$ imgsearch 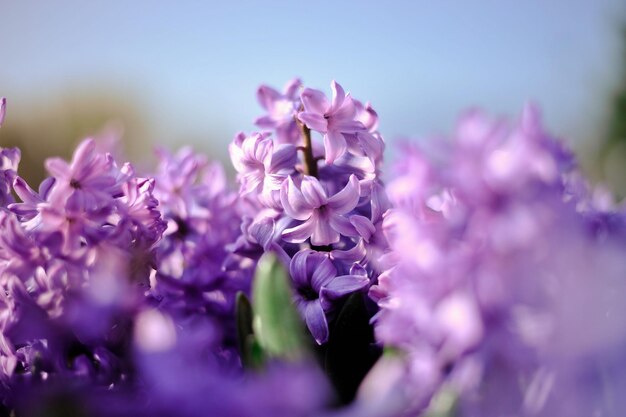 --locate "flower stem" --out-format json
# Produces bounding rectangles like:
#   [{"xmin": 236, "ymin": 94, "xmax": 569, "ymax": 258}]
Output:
[{"xmin": 297, "ymin": 120, "xmax": 318, "ymax": 178}]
